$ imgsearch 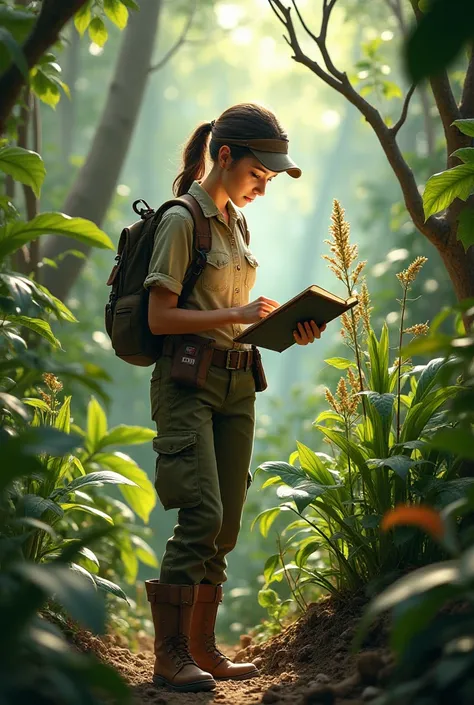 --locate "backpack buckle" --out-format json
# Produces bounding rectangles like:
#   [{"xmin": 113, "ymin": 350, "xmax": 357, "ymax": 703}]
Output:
[{"xmin": 132, "ymin": 199, "xmax": 154, "ymax": 218}]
